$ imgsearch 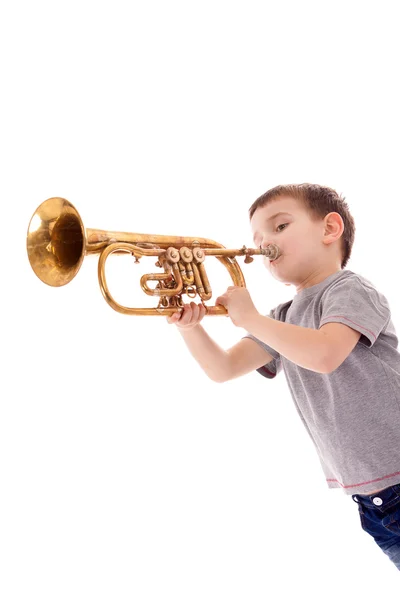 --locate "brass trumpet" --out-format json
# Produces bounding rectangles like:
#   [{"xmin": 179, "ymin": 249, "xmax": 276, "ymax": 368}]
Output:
[{"xmin": 26, "ymin": 197, "xmax": 281, "ymax": 316}]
